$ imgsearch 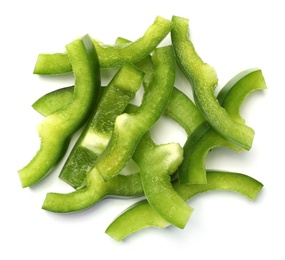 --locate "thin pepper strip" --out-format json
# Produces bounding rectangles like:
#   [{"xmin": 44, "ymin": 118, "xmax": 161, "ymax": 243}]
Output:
[
  {"xmin": 217, "ymin": 68, "xmax": 267, "ymax": 123},
  {"xmin": 42, "ymin": 169, "xmax": 144, "ymax": 213},
  {"xmin": 133, "ymin": 132, "xmax": 193, "ymax": 229},
  {"xmin": 59, "ymin": 62, "xmax": 144, "ymax": 189},
  {"xmin": 171, "ymin": 15, "xmax": 254, "ymax": 151},
  {"xmin": 95, "ymin": 45, "xmax": 176, "ymax": 181},
  {"xmin": 18, "ymin": 34, "xmax": 101, "ymax": 187},
  {"xmin": 33, "ymin": 16, "xmax": 172, "ymax": 74},
  {"xmin": 178, "ymin": 68, "xmax": 266, "ymax": 184},
  {"xmin": 105, "ymin": 171, "xmax": 263, "ymax": 241}
]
